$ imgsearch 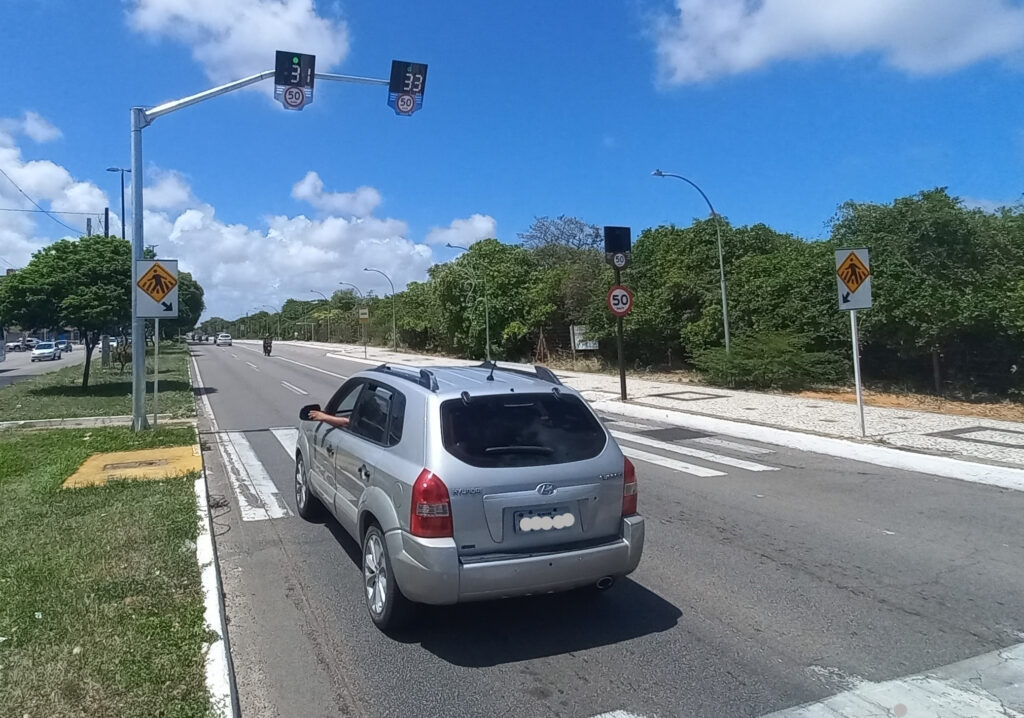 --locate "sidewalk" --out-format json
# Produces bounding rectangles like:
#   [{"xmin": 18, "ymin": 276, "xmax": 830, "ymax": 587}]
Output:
[{"xmin": 271, "ymin": 340, "xmax": 1024, "ymax": 473}]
